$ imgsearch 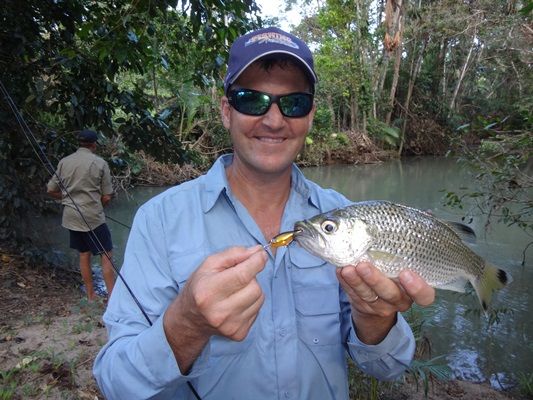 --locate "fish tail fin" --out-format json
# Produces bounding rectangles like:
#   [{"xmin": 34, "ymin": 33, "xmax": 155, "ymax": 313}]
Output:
[{"xmin": 473, "ymin": 263, "xmax": 510, "ymax": 312}]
